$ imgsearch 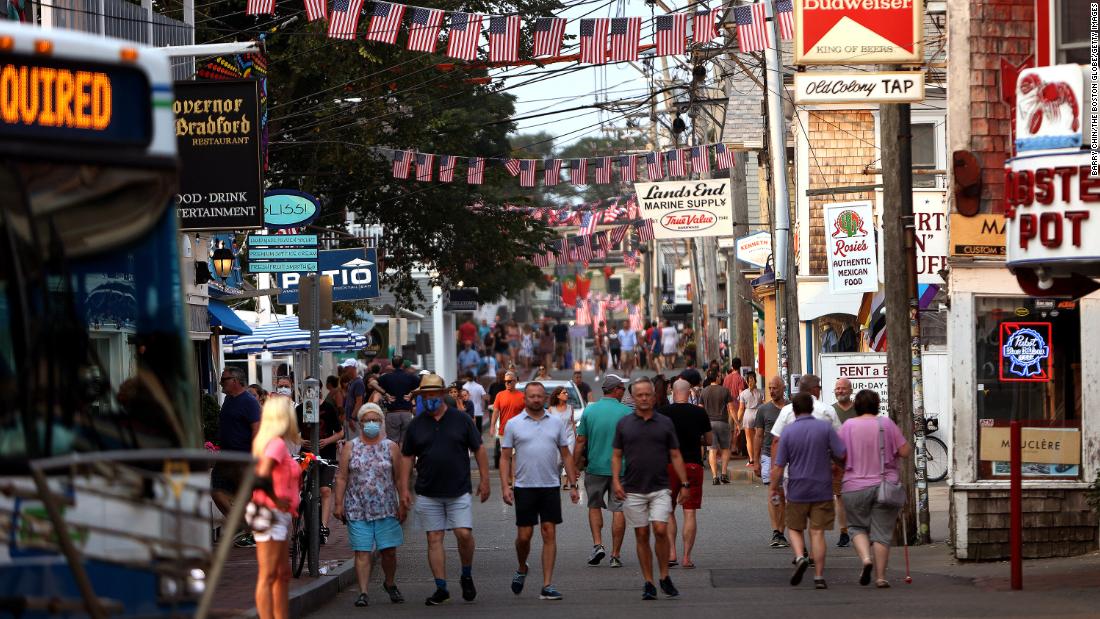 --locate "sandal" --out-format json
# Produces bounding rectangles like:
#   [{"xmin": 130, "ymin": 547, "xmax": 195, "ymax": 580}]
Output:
[
  {"xmin": 681, "ymin": 560, "xmax": 696, "ymax": 569},
  {"xmin": 875, "ymin": 579, "xmax": 891, "ymax": 588},
  {"xmin": 354, "ymin": 593, "xmax": 369, "ymax": 607},
  {"xmin": 859, "ymin": 562, "xmax": 873, "ymax": 586}
]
